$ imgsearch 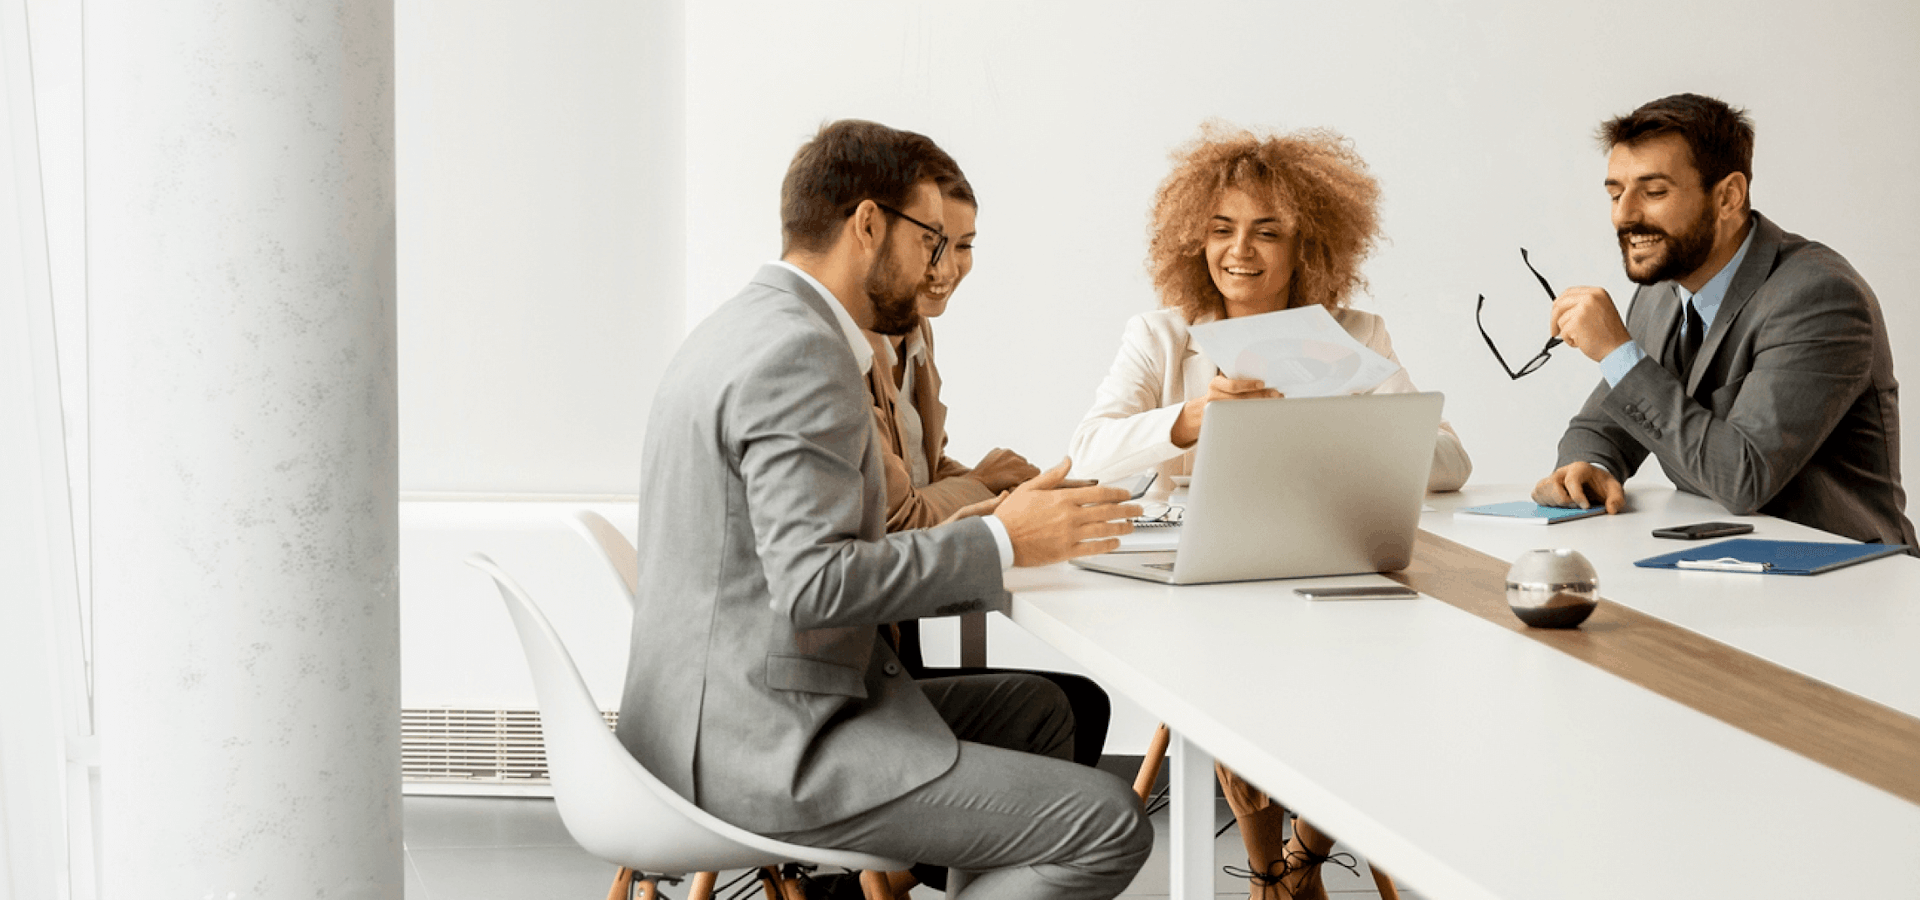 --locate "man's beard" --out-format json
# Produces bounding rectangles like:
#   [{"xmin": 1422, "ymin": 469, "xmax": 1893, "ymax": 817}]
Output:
[
  {"xmin": 865, "ymin": 232, "xmax": 924, "ymax": 336},
  {"xmin": 1619, "ymin": 203, "xmax": 1716, "ymax": 286}
]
